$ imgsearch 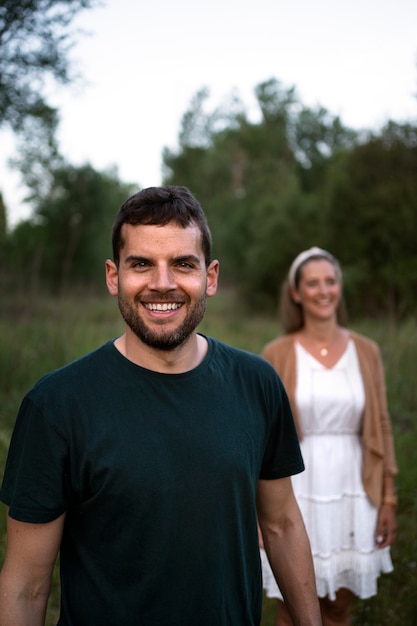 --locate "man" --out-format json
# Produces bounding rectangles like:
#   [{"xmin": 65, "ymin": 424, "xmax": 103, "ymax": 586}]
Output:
[{"xmin": 0, "ymin": 186, "xmax": 321, "ymax": 626}]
